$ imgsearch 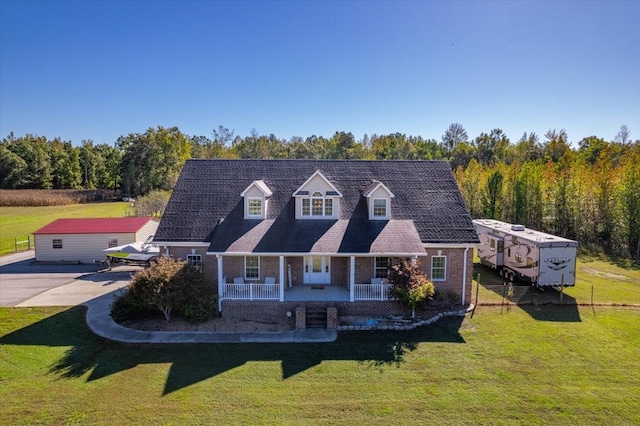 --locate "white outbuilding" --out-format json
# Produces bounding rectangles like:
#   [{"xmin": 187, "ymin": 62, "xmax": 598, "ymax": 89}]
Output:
[{"xmin": 33, "ymin": 217, "xmax": 158, "ymax": 263}]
